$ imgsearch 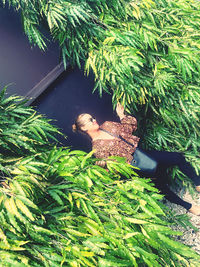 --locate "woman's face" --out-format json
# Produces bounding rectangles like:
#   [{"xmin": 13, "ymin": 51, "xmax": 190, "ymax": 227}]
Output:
[{"xmin": 79, "ymin": 114, "xmax": 99, "ymax": 132}]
